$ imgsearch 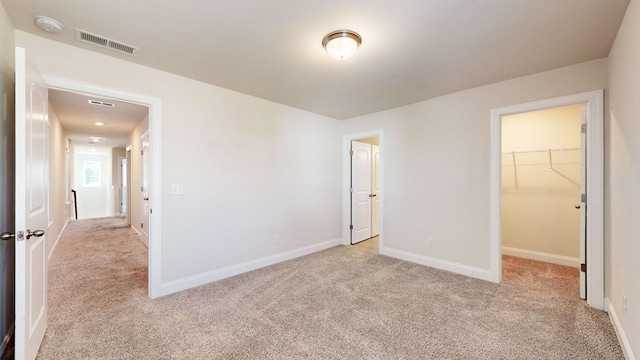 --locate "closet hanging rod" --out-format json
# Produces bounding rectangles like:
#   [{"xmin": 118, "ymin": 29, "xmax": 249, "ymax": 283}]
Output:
[{"xmin": 501, "ymin": 147, "xmax": 580, "ymax": 155}]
